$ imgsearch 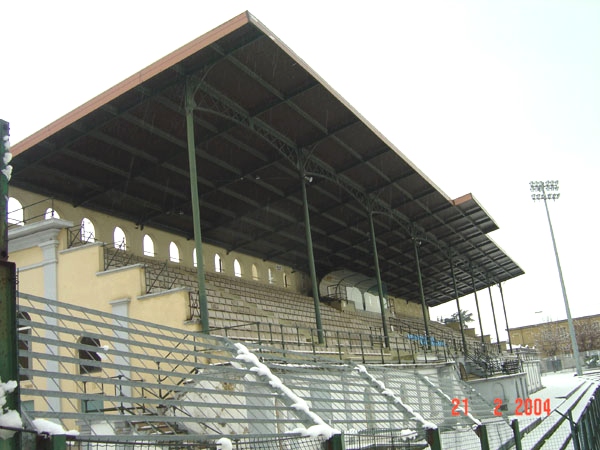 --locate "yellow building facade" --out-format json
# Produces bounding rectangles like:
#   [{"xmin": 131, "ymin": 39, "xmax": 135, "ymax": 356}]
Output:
[{"xmin": 509, "ymin": 315, "xmax": 600, "ymax": 358}]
